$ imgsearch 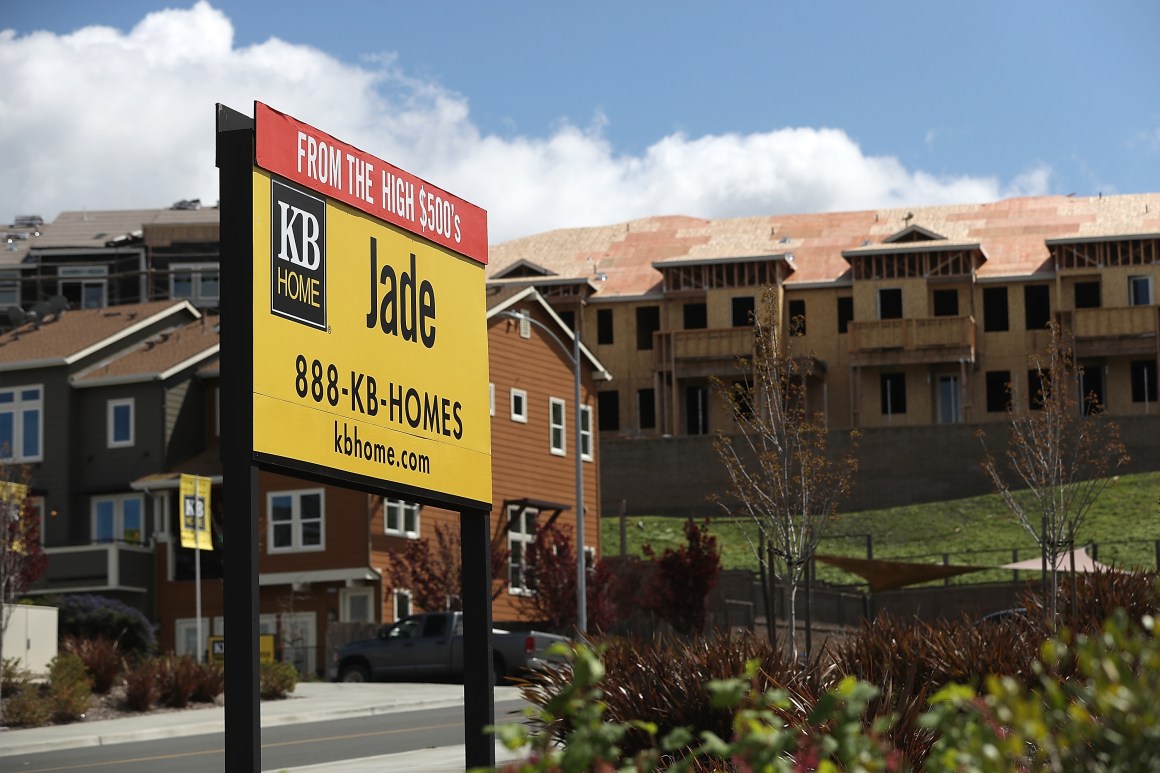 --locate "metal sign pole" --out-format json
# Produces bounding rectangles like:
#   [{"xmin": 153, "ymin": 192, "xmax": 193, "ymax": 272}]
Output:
[{"xmin": 195, "ymin": 474, "xmax": 203, "ymax": 664}]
